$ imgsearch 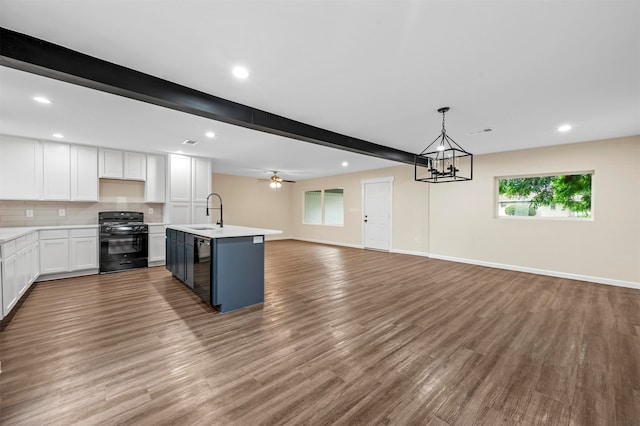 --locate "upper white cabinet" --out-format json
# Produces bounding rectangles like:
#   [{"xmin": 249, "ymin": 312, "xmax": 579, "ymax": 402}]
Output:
[
  {"xmin": 99, "ymin": 149, "xmax": 123, "ymax": 178},
  {"xmin": 192, "ymin": 157, "xmax": 212, "ymax": 203},
  {"xmin": 145, "ymin": 154, "xmax": 166, "ymax": 203},
  {"xmin": 71, "ymin": 145, "xmax": 98, "ymax": 201},
  {"xmin": 43, "ymin": 141, "xmax": 71, "ymax": 200},
  {"xmin": 99, "ymin": 149, "xmax": 146, "ymax": 180},
  {"xmin": 124, "ymin": 152, "xmax": 146, "ymax": 180},
  {"xmin": 170, "ymin": 154, "xmax": 192, "ymax": 202},
  {"xmin": 0, "ymin": 135, "xmax": 43, "ymax": 200}
]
